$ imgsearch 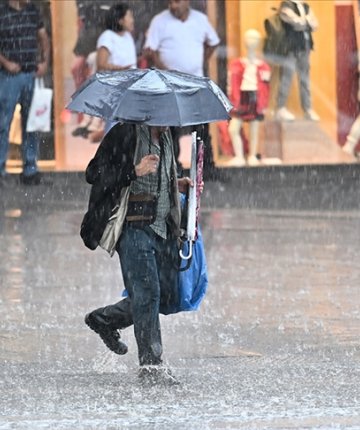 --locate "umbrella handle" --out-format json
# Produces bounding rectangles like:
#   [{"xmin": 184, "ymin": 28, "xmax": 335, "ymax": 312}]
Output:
[{"xmin": 179, "ymin": 240, "xmax": 193, "ymax": 260}]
